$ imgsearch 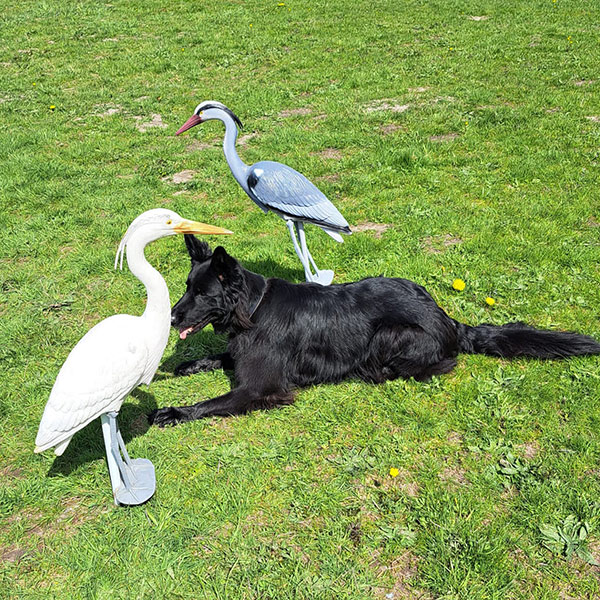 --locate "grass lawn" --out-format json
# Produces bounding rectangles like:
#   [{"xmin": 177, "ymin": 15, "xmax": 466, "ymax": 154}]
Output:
[{"xmin": 1, "ymin": 0, "xmax": 600, "ymax": 597}]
